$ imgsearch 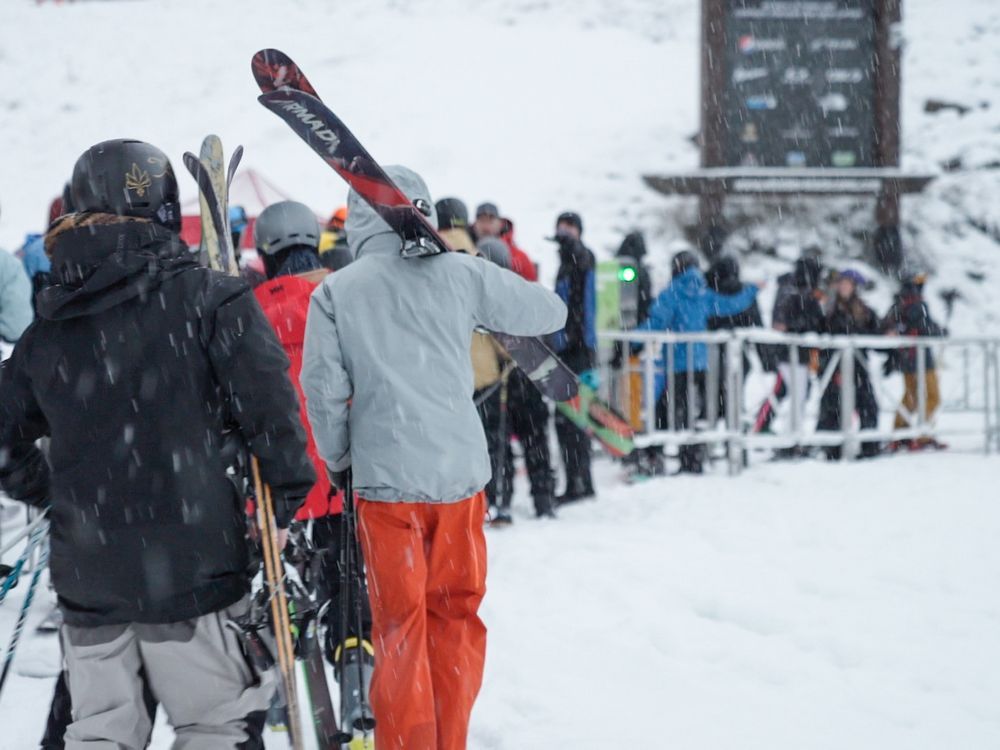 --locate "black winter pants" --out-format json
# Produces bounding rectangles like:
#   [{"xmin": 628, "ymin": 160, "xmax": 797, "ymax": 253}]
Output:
[
  {"xmin": 476, "ymin": 384, "xmax": 512, "ymax": 510},
  {"xmin": 555, "ymin": 411, "xmax": 593, "ymax": 497},
  {"xmin": 655, "ymin": 371, "xmax": 707, "ymax": 473},
  {"xmin": 816, "ymin": 360, "xmax": 880, "ymax": 459},
  {"xmin": 506, "ymin": 369, "xmax": 555, "ymax": 512}
]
